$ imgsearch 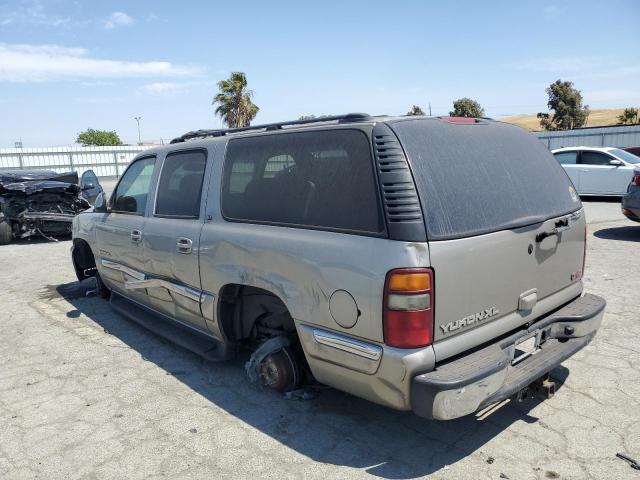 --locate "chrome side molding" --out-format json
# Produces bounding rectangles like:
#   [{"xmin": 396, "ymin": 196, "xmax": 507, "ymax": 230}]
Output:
[
  {"xmin": 125, "ymin": 278, "xmax": 202, "ymax": 303},
  {"xmin": 313, "ymin": 329, "xmax": 382, "ymax": 361},
  {"xmin": 101, "ymin": 259, "xmax": 145, "ymax": 280},
  {"xmin": 101, "ymin": 258, "xmax": 208, "ymax": 304}
]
